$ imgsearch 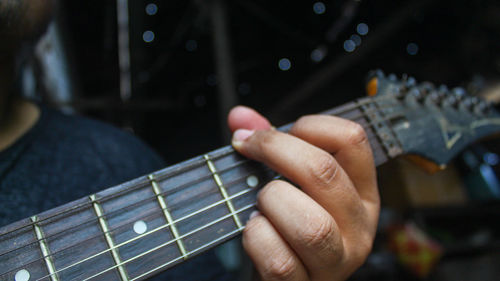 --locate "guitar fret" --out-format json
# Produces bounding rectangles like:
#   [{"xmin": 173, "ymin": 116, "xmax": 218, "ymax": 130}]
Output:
[
  {"xmin": 31, "ymin": 216, "xmax": 59, "ymax": 281},
  {"xmin": 90, "ymin": 194, "xmax": 130, "ymax": 281},
  {"xmin": 148, "ymin": 175, "xmax": 189, "ymax": 260},
  {"xmin": 204, "ymin": 154, "xmax": 243, "ymax": 229}
]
